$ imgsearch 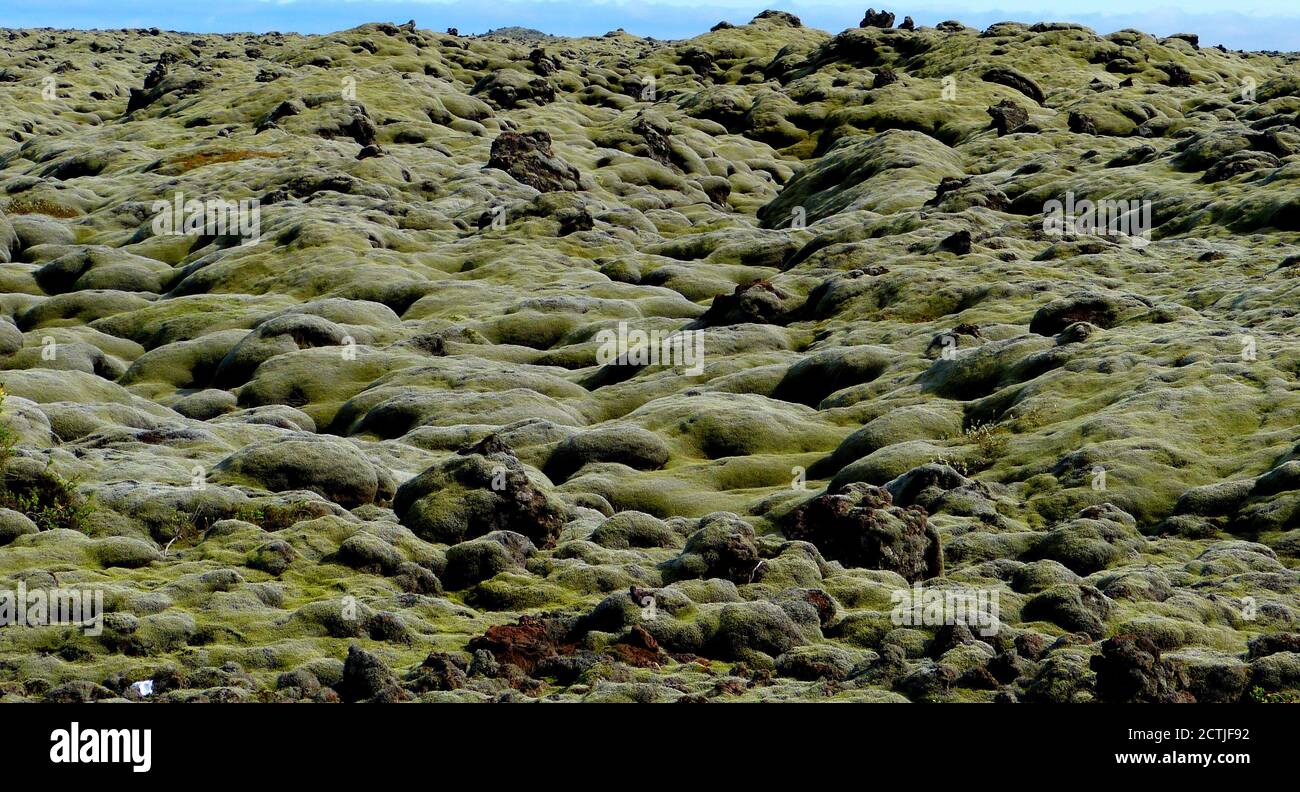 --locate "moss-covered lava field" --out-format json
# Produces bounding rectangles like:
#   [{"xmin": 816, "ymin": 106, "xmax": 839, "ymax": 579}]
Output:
[{"xmin": 1, "ymin": 11, "xmax": 1299, "ymax": 703}]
